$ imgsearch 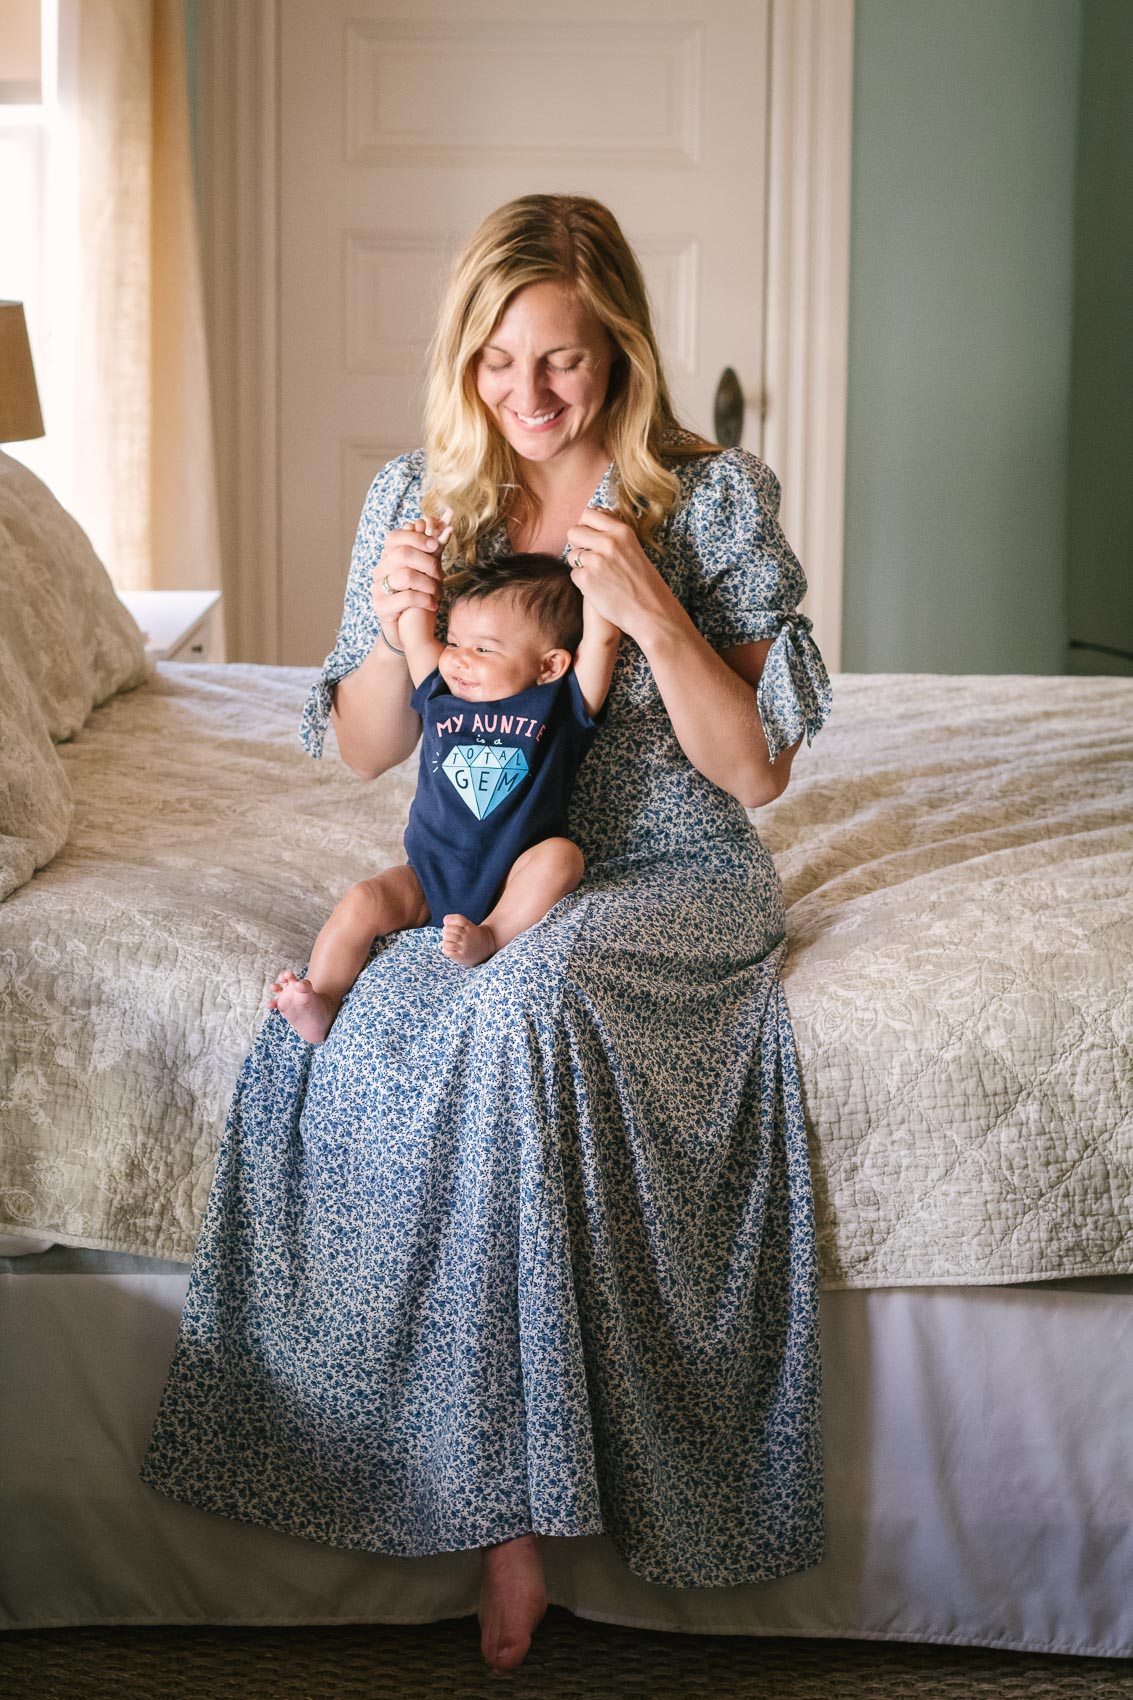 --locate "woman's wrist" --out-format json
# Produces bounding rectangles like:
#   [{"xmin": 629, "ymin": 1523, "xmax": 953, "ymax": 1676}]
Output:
[
  {"xmin": 630, "ymin": 593, "xmax": 698, "ymax": 663},
  {"xmin": 368, "ymin": 623, "xmax": 408, "ymax": 668}
]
